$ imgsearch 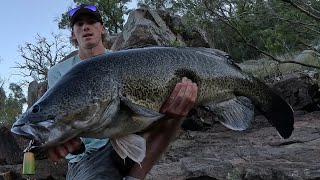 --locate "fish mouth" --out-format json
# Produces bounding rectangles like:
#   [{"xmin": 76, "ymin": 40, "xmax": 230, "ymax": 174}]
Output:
[
  {"xmin": 11, "ymin": 125, "xmax": 36, "ymax": 140},
  {"xmin": 11, "ymin": 120, "xmax": 54, "ymax": 147},
  {"xmin": 11, "ymin": 119, "xmax": 81, "ymax": 153}
]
